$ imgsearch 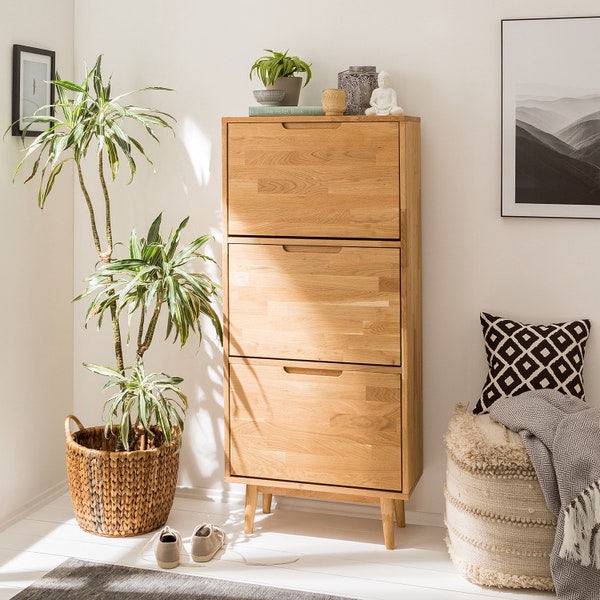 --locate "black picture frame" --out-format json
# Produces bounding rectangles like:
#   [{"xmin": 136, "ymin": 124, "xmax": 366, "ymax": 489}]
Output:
[
  {"xmin": 11, "ymin": 44, "xmax": 55, "ymax": 137},
  {"xmin": 501, "ymin": 16, "xmax": 600, "ymax": 218}
]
